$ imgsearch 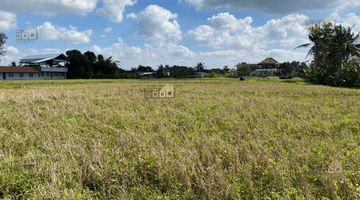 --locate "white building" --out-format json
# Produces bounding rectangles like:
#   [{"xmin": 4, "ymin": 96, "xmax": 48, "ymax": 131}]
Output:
[{"xmin": 0, "ymin": 53, "xmax": 69, "ymax": 80}]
